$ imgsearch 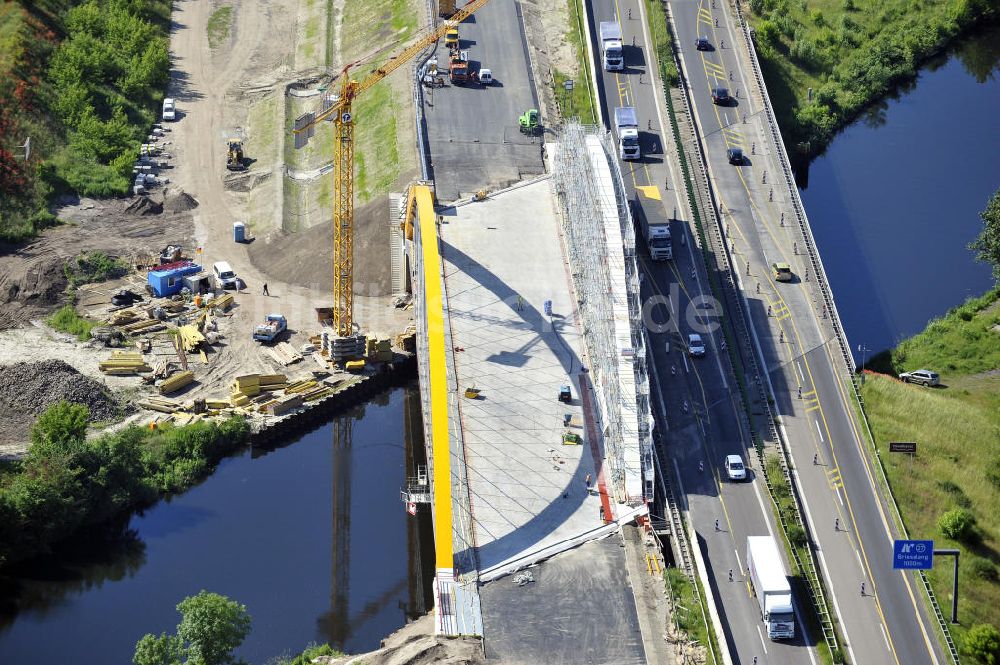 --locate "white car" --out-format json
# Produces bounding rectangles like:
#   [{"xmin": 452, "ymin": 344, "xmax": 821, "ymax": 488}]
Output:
[
  {"xmin": 725, "ymin": 454, "xmax": 747, "ymax": 481},
  {"xmin": 687, "ymin": 333, "xmax": 706, "ymax": 357},
  {"xmin": 212, "ymin": 261, "xmax": 239, "ymax": 290},
  {"xmin": 162, "ymin": 98, "xmax": 176, "ymax": 121}
]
